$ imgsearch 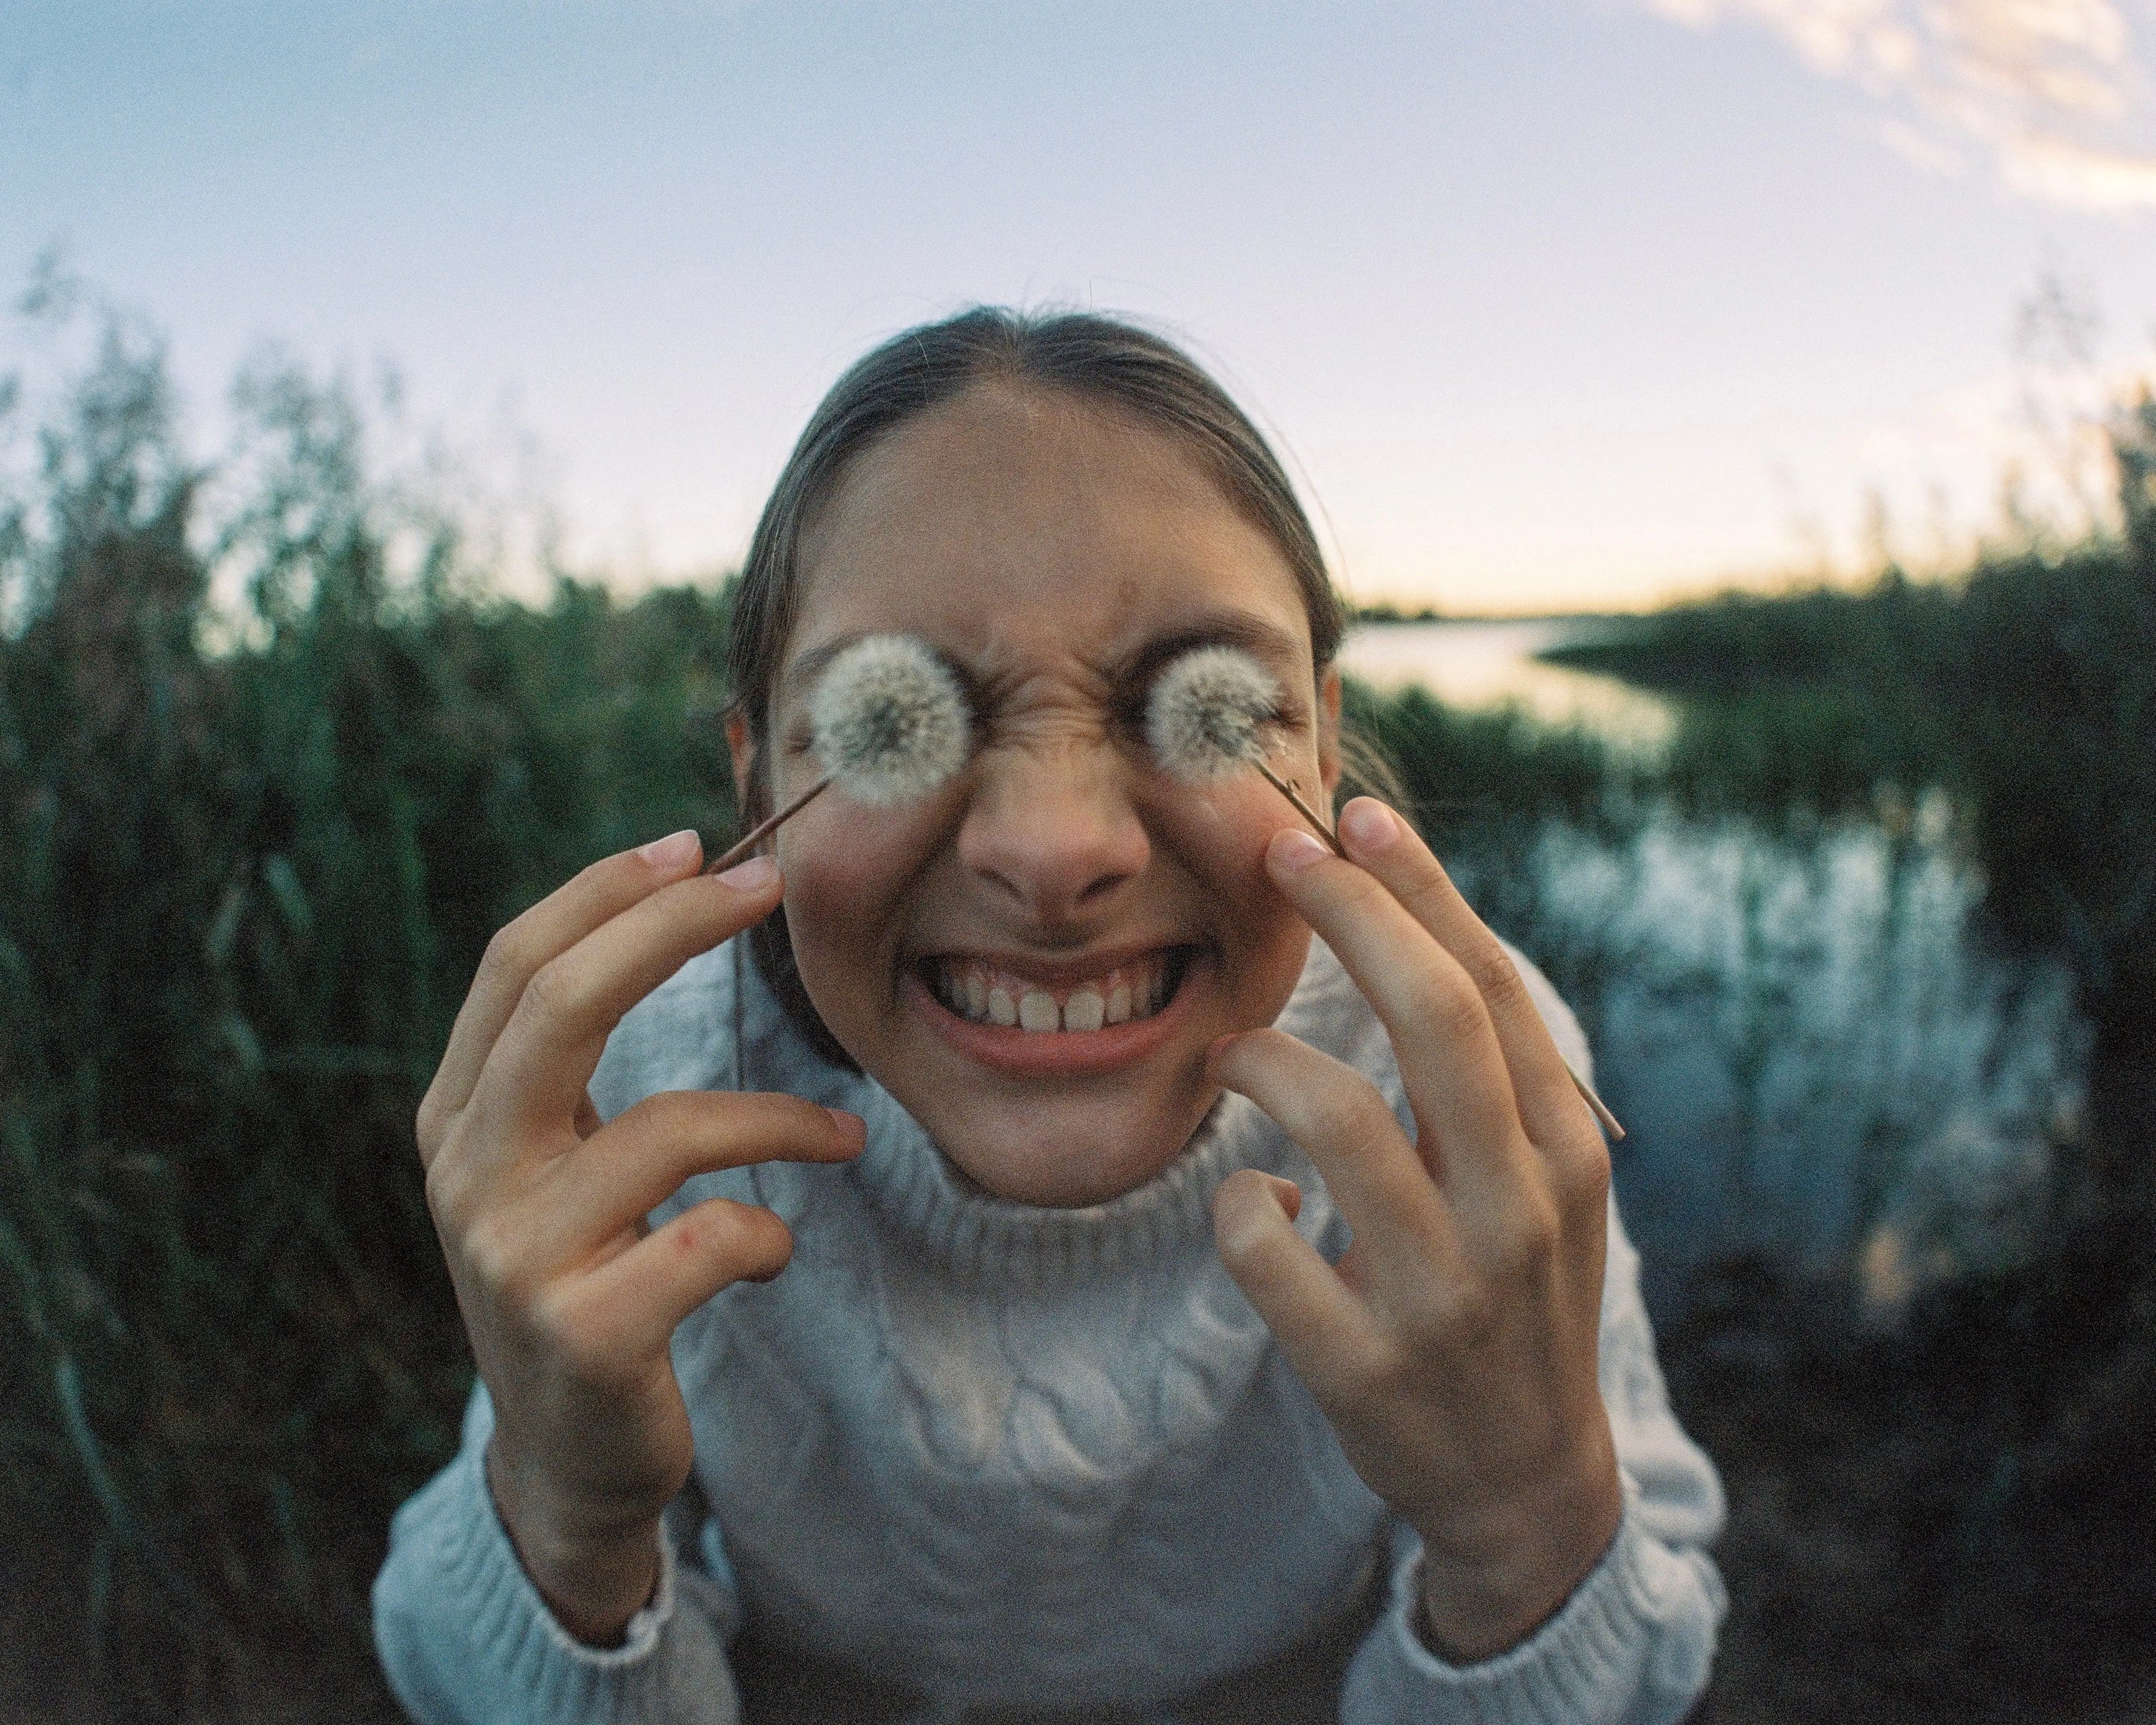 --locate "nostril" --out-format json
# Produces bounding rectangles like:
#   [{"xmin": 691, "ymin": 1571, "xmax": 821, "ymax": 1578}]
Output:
[{"xmin": 1077, "ymin": 867, "xmax": 1137, "ymax": 905}]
